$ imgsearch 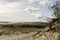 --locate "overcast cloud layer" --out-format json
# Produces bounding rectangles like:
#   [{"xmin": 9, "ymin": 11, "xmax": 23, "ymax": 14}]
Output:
[{"xmin": 0, "ymin": 0, "xmax": 59, "ymax": 22}]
